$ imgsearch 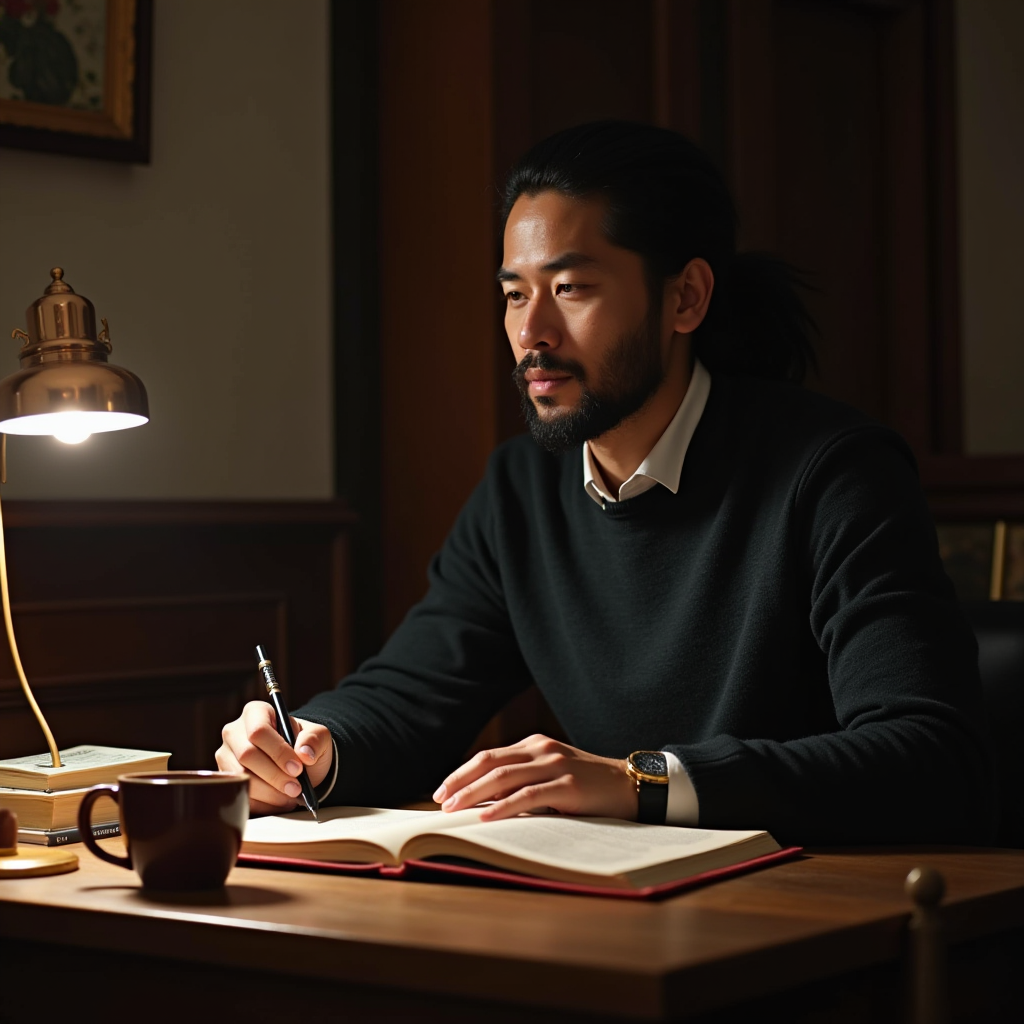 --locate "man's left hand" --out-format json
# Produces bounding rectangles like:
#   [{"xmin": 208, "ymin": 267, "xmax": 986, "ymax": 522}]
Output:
[{"xmin": 432, "ymin": 734, "xmax": 639, "ymax": 821}]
